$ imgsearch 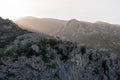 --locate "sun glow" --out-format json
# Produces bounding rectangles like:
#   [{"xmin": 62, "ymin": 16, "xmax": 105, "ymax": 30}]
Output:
[
  {"xmin": 0, "ymin": 0, "xmax": 120, "ymax": 24},
  {"xmin": 0, "ymin": 0, "xmax": 35, "ymax": 19}
]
